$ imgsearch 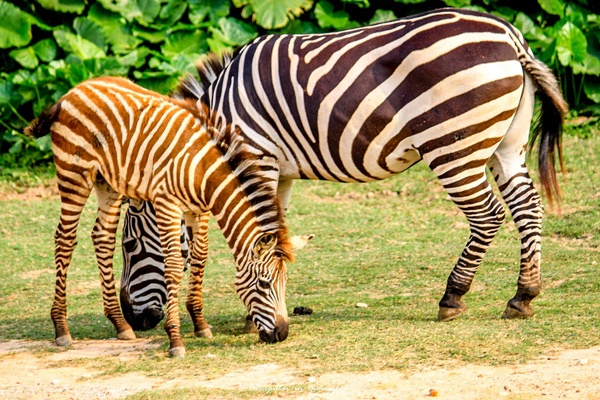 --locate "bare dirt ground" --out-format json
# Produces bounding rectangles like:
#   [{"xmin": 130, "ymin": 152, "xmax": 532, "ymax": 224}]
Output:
[{"xmin": 1, "ymin": 340, "xmax": 600, "ymax": 400}]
